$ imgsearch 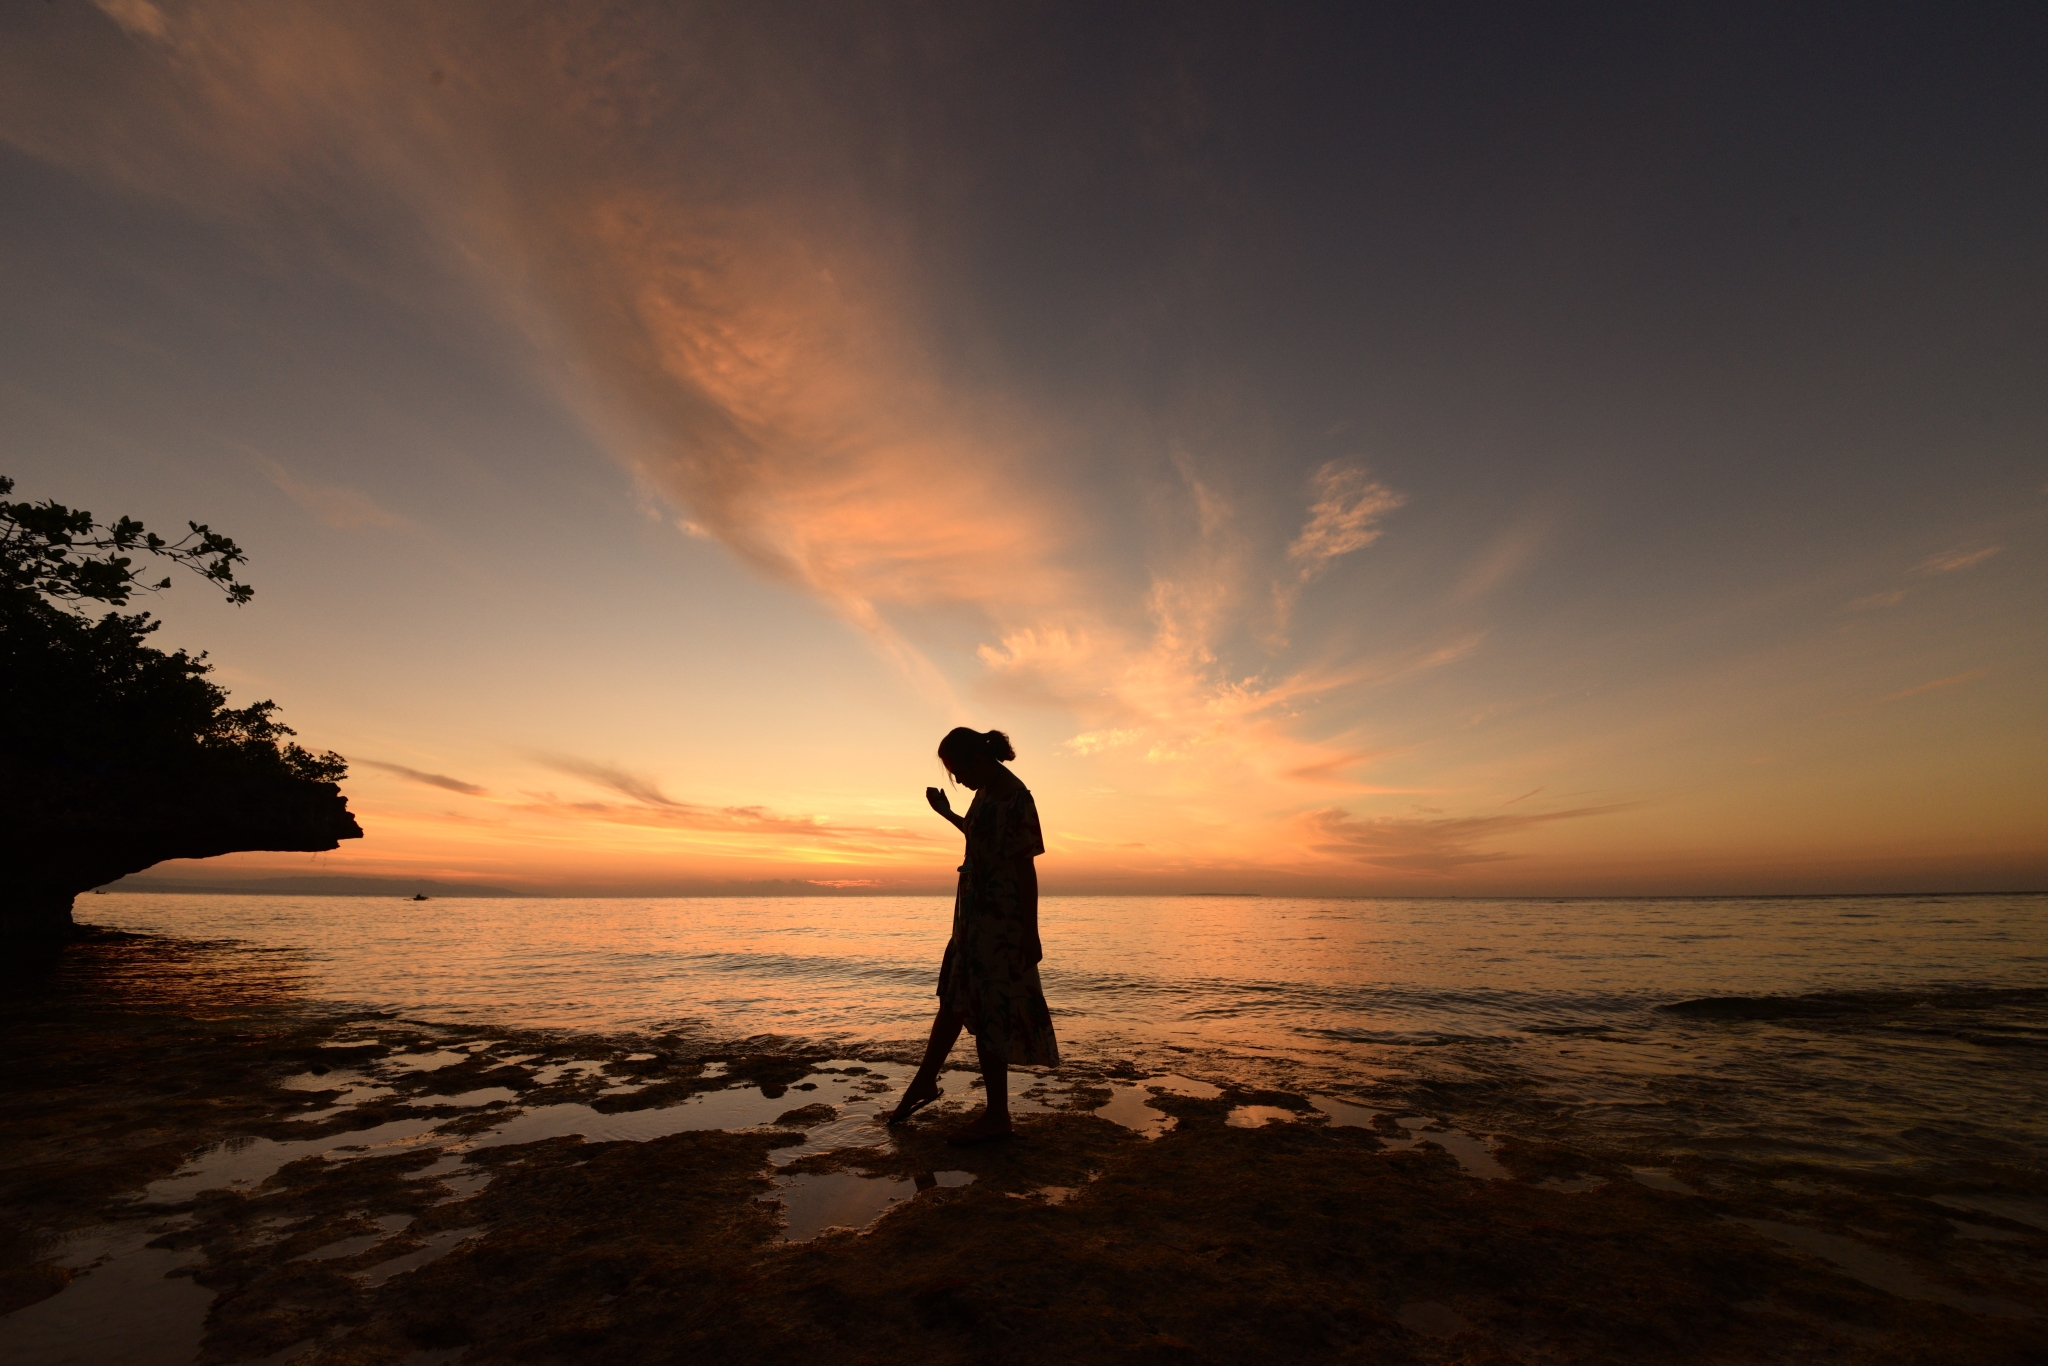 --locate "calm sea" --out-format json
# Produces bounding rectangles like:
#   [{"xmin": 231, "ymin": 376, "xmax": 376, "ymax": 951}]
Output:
[{"xmin": 79, "ymin": 892, "xmax": 2048, "ymax": 1178}]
